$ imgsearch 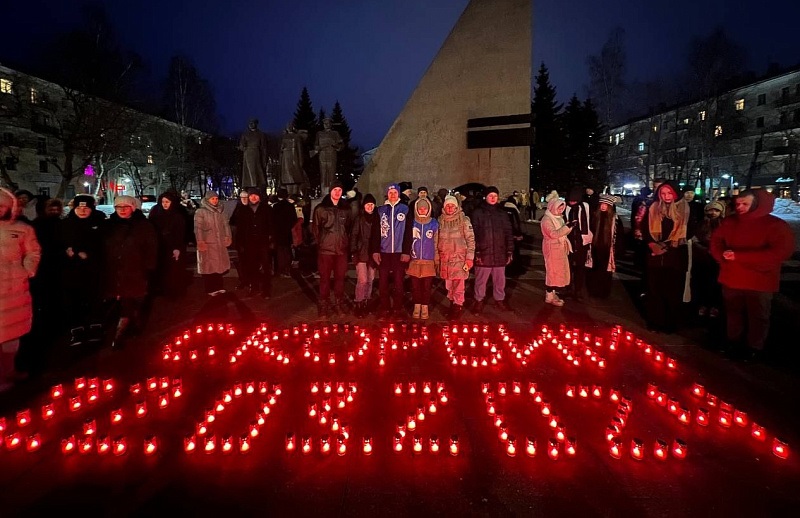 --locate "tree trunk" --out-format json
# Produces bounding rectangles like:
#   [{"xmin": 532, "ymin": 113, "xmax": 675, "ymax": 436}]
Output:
[{"xmin": 57, "ymin": 152, "xmax": 75, "ymax": 199}]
